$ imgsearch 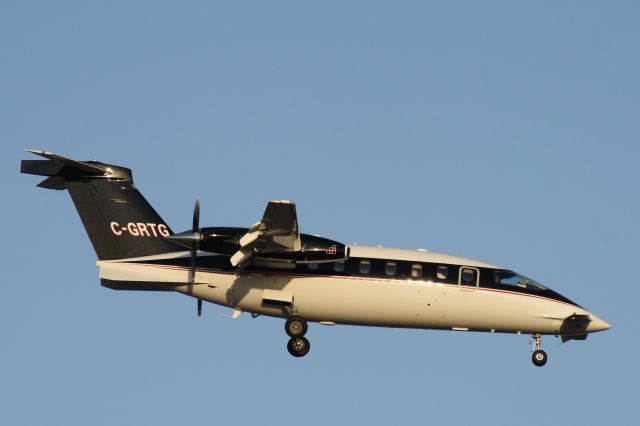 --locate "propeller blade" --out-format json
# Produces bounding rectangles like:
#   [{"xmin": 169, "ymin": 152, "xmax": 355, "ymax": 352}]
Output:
[
  {"xmin": 188, "ymin": 199, "xmax": 200, "ymax": 296},
  {"xmin": 193, "ymin": 199, "xmax": 200, "ymax": 233},
  {"xmin": 189, "ymin": 244, "xmax": 197, "ymax": 289},
  {"xmin": 197, "ymin": 299, "xmax": 202, "ymax": 317}
]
